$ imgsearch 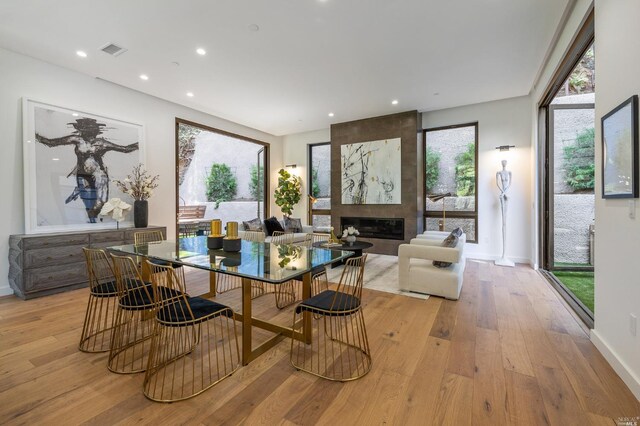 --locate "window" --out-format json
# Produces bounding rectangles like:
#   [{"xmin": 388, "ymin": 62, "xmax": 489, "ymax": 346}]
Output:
[
  {"xmin": 424, "ymin": 123, "xmax": 478, "ymax": 242},
  {"xmin": 308, "ymin": 142, "xmax": 331, "ymax": 228}
]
